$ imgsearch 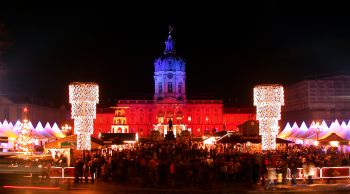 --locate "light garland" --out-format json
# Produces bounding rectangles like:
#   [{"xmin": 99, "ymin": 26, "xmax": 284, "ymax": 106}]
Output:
[
  {"xmin": 69, "ymin": 82, "xmax": 99, "ymax": 150},
  {"xmin": 77, "ymin": 133, "xmax": 92, "ymax": 150},
  {"xmin": 73, "ymin": 117, "xmax": 94, "ymax": 134},
  {"xmin": 254, "ymin": 84, "xmax": 284, "ymax": 150}
]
